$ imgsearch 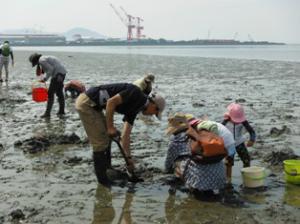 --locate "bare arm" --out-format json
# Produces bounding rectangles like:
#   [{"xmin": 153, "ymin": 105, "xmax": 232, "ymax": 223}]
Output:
[
  {"xmin": 10, "ymin": 51, "xmax": 14, "ymax": 65},
  {"xmin": 106, "ymin": 94, "xmax": 122, "ymax": 137},
  {"xmin": 121, "ymin": 122, "xmax": 133, "ymax": 157}
]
